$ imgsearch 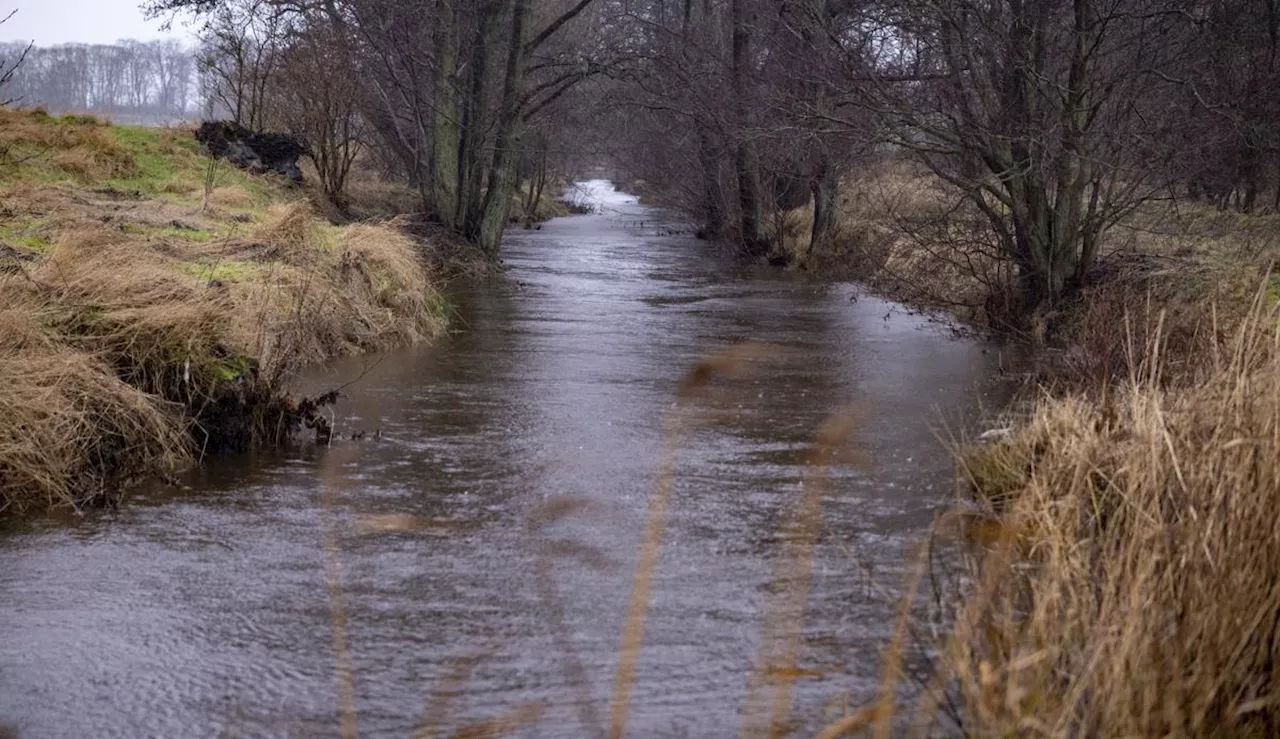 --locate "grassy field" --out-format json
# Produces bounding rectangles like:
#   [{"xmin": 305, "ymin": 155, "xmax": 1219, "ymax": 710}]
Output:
[{"xmin": 0, "ymin": 109, "xmax": 453, "ymax": 514}]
